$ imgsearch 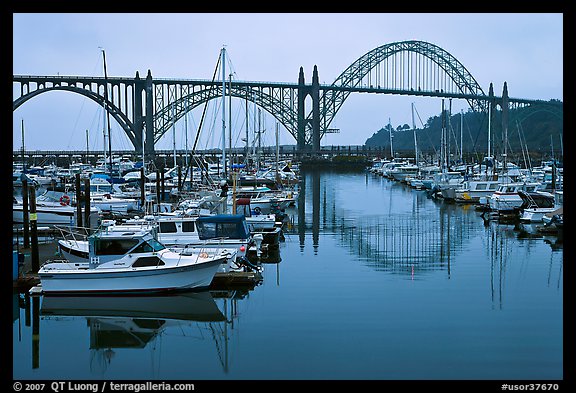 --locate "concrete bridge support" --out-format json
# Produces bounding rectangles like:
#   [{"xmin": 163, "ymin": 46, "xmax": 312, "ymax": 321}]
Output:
[{"xmin": 297, "ymin": 66, "xmax": 321, "ymax": 154}]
